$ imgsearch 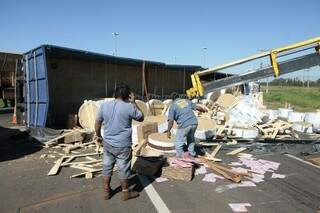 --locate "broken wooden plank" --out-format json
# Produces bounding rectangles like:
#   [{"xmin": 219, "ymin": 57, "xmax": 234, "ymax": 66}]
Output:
[
  {"xmin": 200, "ymin": 158, "xmax": 241, "ymax": 183},
  {"xmin": 85, "ymin": 172, "xmax": 93, "ymax": 179},
  {"xmin": 70, "ymin": 169, "xmax": 103, "ymax": 178},
  {"xmin": 209, "ymin": 144, "xmax": 222, "ymax": 158},
  {"xmin": 63, "ymin": 156, "xmax": 76, "ymax": 165},
  {"xmin": 45, "ymin": 129, "xmax": 79, "ymax": 145},
  {"xmin": 210, "ymin": 161, "xmax": 250, "ymax": 177},
  {"xmin": 70, "ymin": 165, "xmax": 97, "ymax": 172},
  {"xmin": 226, "ymin": 147, "xmax": 247, "ymax": 155},
  {"xmin": 48, "ymin": 157, "xmax": 65, "ymax": 176},
  {"xmin": 216, "ymin": 125, "xmax": 225, "ymax": 136},
  {"xmin": 271, "ymin": 125, "xmax": 280, "ymax": 139},
  {"xmin": 61, "ymin": 159, "xmax": 102, "ymax": 167},
  {"xmin": 65, "ymin": 152, "xmax": 101, "ymax": 158},
  {"xmin": 198, "ymin": 142, "xmax": 219, "ymax": 147},
  {"xmin": 85, "ymin": 156, "xmax": 97, "ymax": 161},
  {"xmin": 204, "ymin": 156, "xmax": 222, "ymax": 162},
  {"xmin": 91, "ymin": 162, "xmax": 103, "ymax": 167},
  {"xmin": 237, "ymin": 153, "xmax": 253, "ymax": 158},
  {"xmin": 64, "ymin": 141, "xmax": 95, "ymax": 154}
]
